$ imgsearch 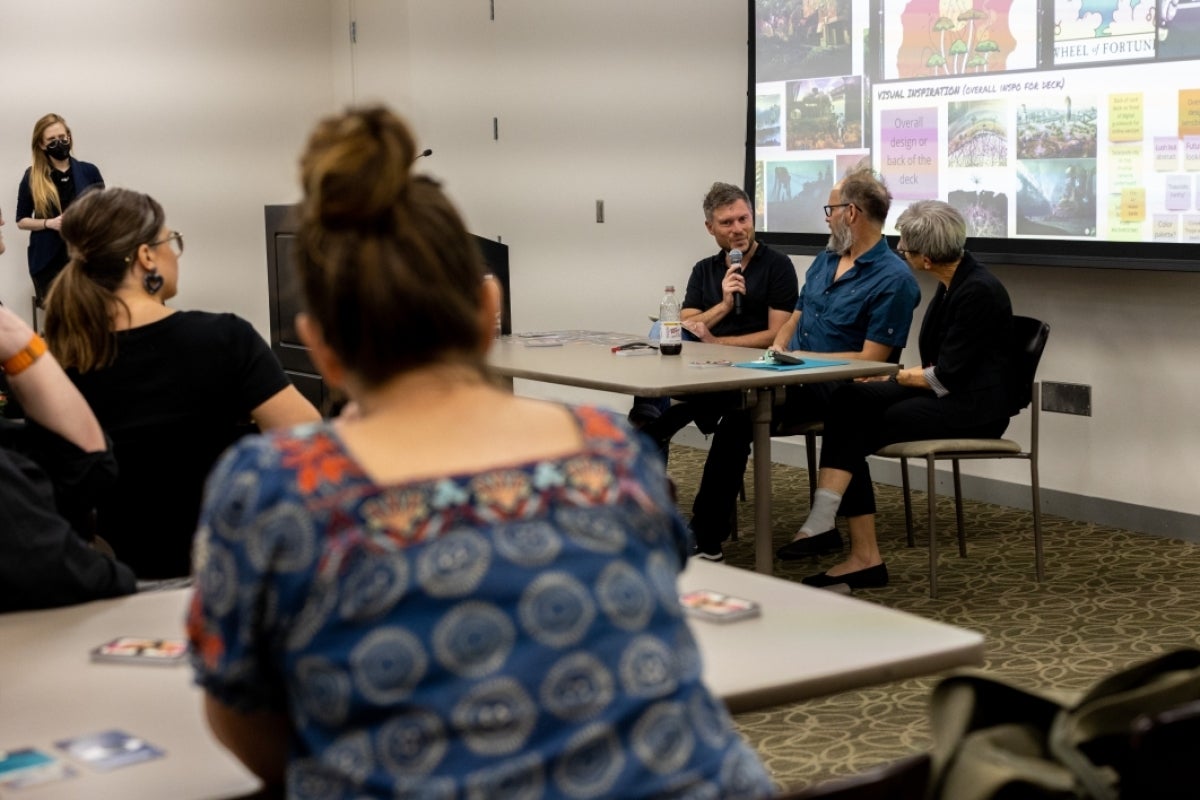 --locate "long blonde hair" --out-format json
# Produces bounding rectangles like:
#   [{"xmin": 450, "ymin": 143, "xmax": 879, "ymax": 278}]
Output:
[{"xmin": 28, "ymin": 113, "xmax": 73, "ymax": 218}]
